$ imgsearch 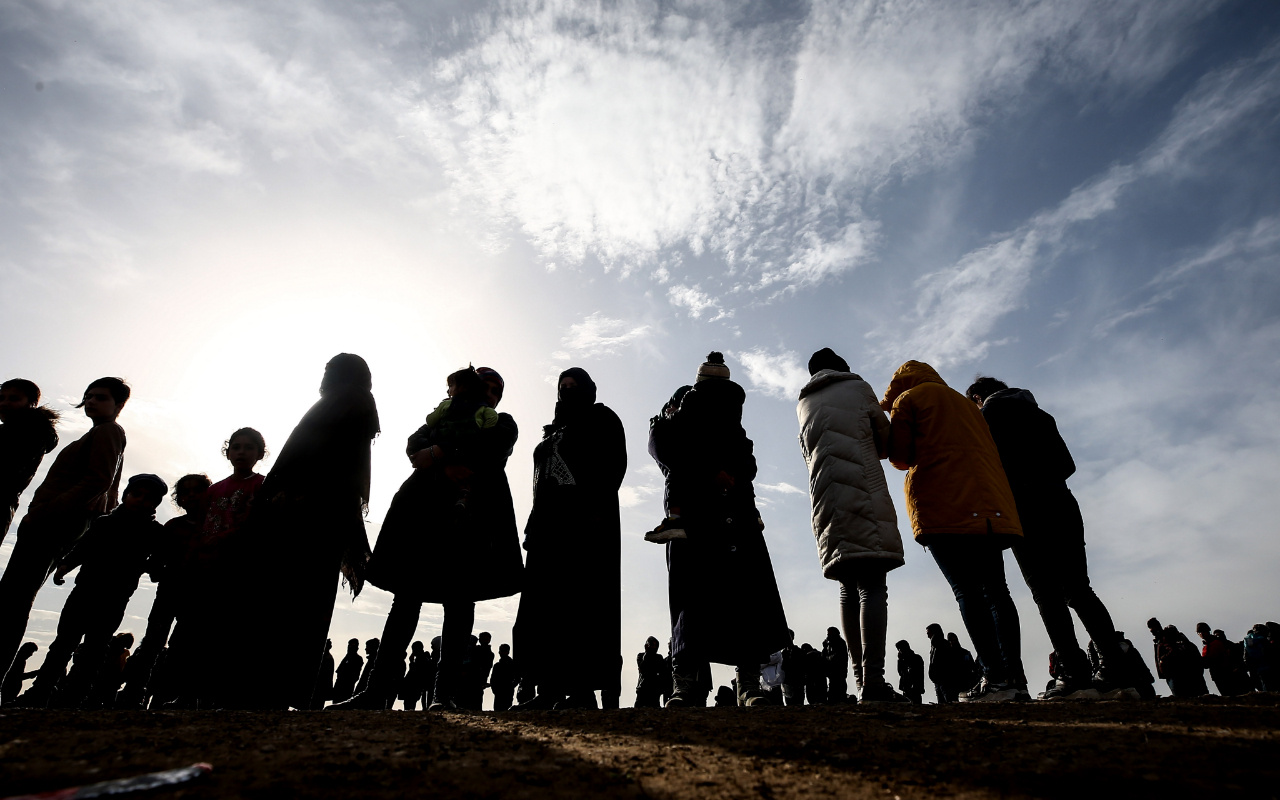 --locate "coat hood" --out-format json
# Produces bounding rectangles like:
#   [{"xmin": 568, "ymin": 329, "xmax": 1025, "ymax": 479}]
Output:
[
  {"xmin": 4, "ymin": 405, "xmax": 60, "ymax": 453},
  {"xmin": 798, "ymin": 369, "xmax": 864, "ymax": 400},
  {"xmin": 982, "ymin": 387, "xmax": 1037, "ymax": 409},
  {"xmin": 880, "ymin": 361, "xmax": 946, "ymax": 411}
]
